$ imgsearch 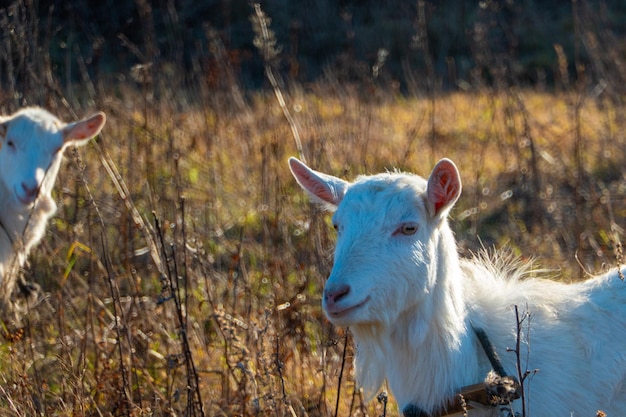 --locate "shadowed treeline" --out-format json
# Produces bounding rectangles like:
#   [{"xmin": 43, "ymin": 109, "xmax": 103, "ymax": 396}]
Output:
[{"xmin": 3, "ymin": 0, "xmax": 626, "ymax": 90}]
